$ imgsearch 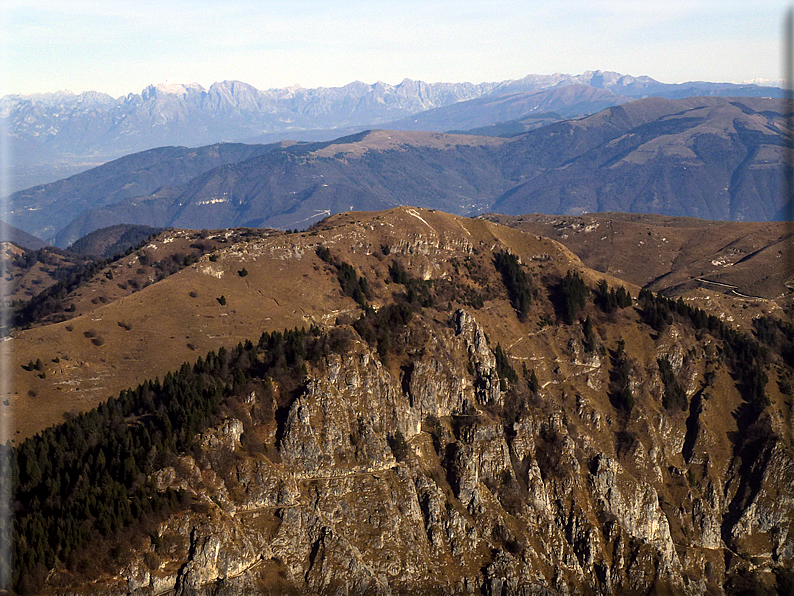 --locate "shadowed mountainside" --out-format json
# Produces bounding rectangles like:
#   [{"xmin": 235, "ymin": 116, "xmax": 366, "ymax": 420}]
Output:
[
  {"xmin": 492, "ymin": 97, "xmax": 787, "ymax": 222},
  {"xmin": 5, "ymin": 143, "xmax": 283, "ymax": 242},
  {"xmin": 0, "ymin": 219, "xmax": 48, "ymax": 250},
  {"xmin": 7, "ymin": 96, "xmax": 788, "ymax": 247}
]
